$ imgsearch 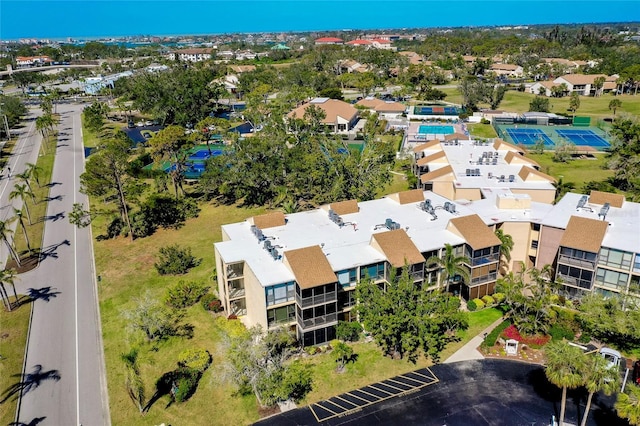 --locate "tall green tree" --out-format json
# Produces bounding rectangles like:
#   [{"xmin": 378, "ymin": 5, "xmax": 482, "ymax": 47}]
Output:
[
  {"xmin": 569, "ymin": 92, "xmax": 581, "ymax": 115},
  {"xmin": 9, "ymin": 183, "xmax": 34, "ymax": 225},
  {"xmin": 592, "ymin": 76, "xmax": 606, "ymax": 97},
  {"xmin": 544, "ymin": 340, "xmax": 587, "ymax": 426},
  {"xmin": 0, "ymin": 268, "xmax": 18, "ymax": 311},
  {"xmin": 580, "ymin": 354, "xmax": 619, "ymax": 426},
  {"xmin": 616, "ymin": 384, "xmax": 640, "ymax": 426},
  {"xmin": 426, "ymin": 243, "xmax": 470, "ymax": 293},
  {"xmin": 149, "ymin": 125, "xmax": 191, "ymax": 198},
  {"xmin": 356, "ymin": 267, "xmax": 468, "ymax": 362},
  {"xmin": 24, "ymin": 162, "xmax": 43, "ymax": 188},
  {"xmin": 608, "ymin": 98, "xmax": 622, "ymax": 116},
  {"xmin": 0, "ymin": 218, "xmax": 20, "ymax": 267},
  {"xmin": 529, "ymin": 96, "xmax": 550, "ymax": 112},
  {"xmin": 80, "ymin": 137, "xmax": 140, "ymax": 240},
  {"xmin": 13, "ymin": 208, "xmax": 31, "ymax": 254}
]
